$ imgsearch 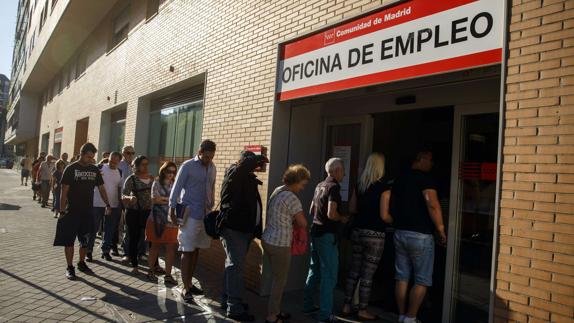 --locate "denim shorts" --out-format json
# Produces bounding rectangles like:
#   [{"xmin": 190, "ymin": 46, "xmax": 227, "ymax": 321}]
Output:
[{"xmin": 394, "ymin": 229, "xmax": 435, "ymax": 286}]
